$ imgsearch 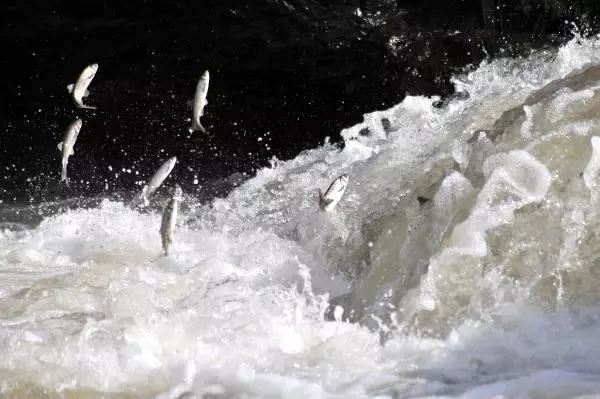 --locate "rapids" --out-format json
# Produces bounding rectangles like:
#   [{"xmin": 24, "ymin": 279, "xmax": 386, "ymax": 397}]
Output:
[{"xmin": 4, "ymin": 34, "xmax": 600, "ymax": 397}]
